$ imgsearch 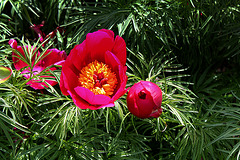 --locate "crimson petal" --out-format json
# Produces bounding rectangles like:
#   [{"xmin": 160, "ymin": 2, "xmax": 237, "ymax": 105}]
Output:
[
  {"xmin": 67, "ymin": 90, "xmax": 90, "ymax": 109},
  {"xmin": 112, "ymin": 36, "xmax": 127, "ymax": 66},
  {"xmin": 71, "ymin": 41, "xmax": 91, "ymax": 71},
  {"xmin": 60, "ymin": 66, "xmax": 79, "ymax": 95},
  {"xmin": 9, "ymin": 39, "xmax": 17, "ymax": 49},
  {"xmin": 104, "ymin": 51, "xmax": 128, "ymax": 101},
  {"xmin": 26, "ymin": 79, "xmax": 58, "ymax": 90},
  {"xmin": 86, "ymin": 30, "xmax": 114, "ymax": 63},
  {"xmin": 135, "ymin": 88, "xmax": 156, "ymax": 118},
  {"xmin": 39, "ymin": 49, "xmax": 67, "ymax": 68},
  {"xmin": 74, "ymin": 86, "xmax": 111, "ymax": 106}
]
